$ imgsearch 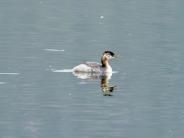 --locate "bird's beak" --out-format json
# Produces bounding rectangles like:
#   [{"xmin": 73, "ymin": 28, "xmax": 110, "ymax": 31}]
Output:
[{"xmin": 113, "ymin": 55, "xmax": 118, "ymax": 58}]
